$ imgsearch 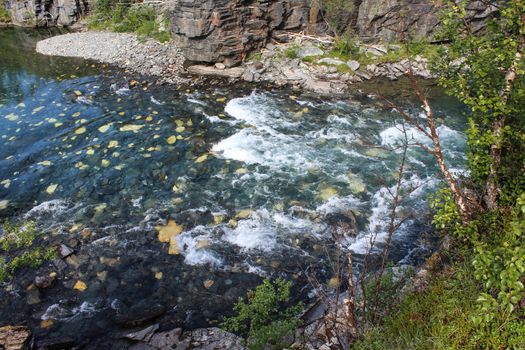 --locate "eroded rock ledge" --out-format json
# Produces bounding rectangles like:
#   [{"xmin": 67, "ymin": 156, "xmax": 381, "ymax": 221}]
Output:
[{"xmin": 35, "ymin": 31, "xmax": 434, "ymax": 95}]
